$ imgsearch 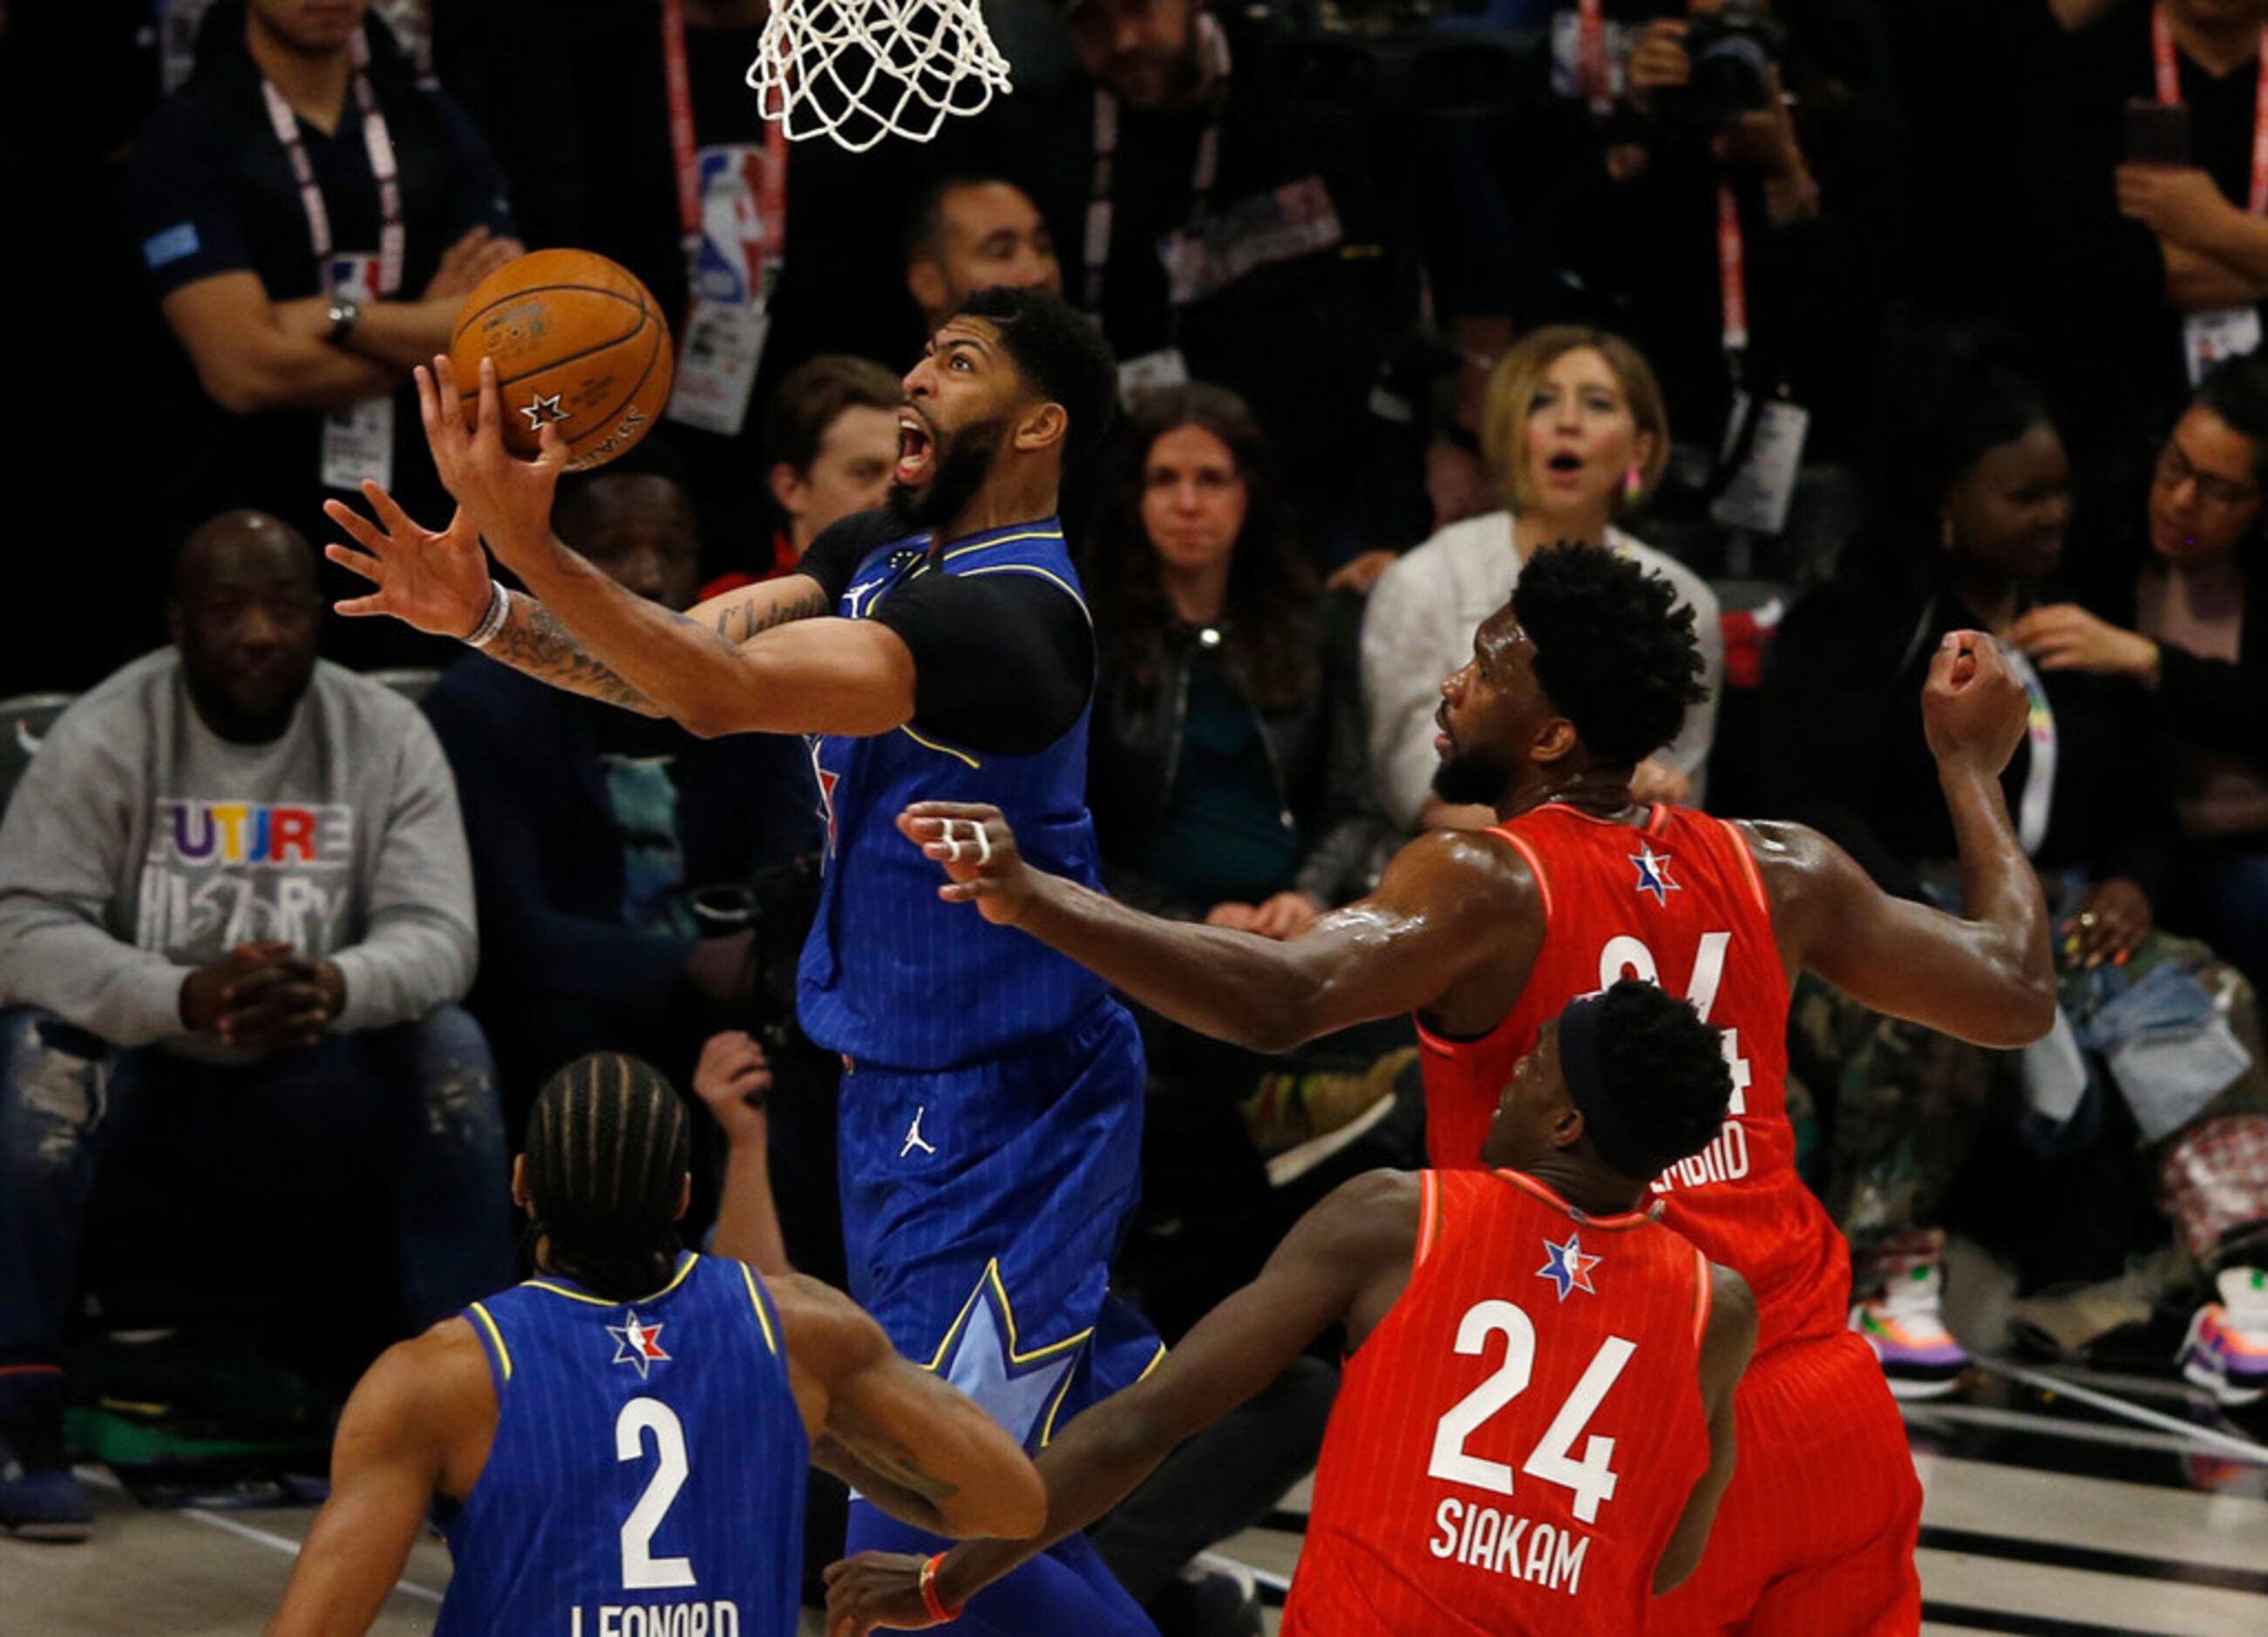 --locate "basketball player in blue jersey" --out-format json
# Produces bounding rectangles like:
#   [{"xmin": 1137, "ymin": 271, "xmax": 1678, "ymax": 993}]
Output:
[
  {"xmin": 325, "ymin": 287, "xmax": 1164, "ymax": 1634},
  {"xmin": 268, "ymin": 1054, "xmax": 1045, "ymax": 1635}
]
